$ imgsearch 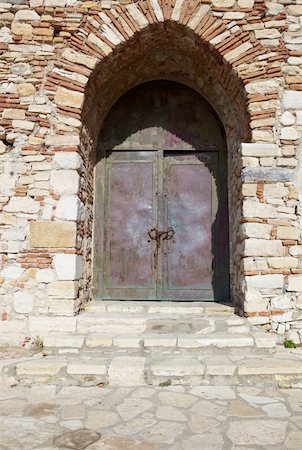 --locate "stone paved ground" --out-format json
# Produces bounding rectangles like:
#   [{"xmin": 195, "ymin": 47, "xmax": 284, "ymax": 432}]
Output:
[{"xmin": 1, "ymin": 384, "xmax": 302, "ymax": 450}]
